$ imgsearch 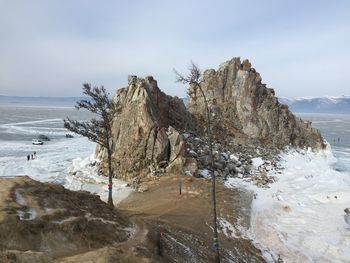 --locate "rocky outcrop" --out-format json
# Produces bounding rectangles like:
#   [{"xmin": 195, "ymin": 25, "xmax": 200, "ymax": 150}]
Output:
[
  {"xmin": 97, "ymin": 76, "xmax": 196, "ymax": 181},
  {"xmin": 97, "ymin": 58, "xmax": 325, "ymax": 182},
  {"xmin": 188, "ymin": 57, "xmax": 325, "ymax": 149}
]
